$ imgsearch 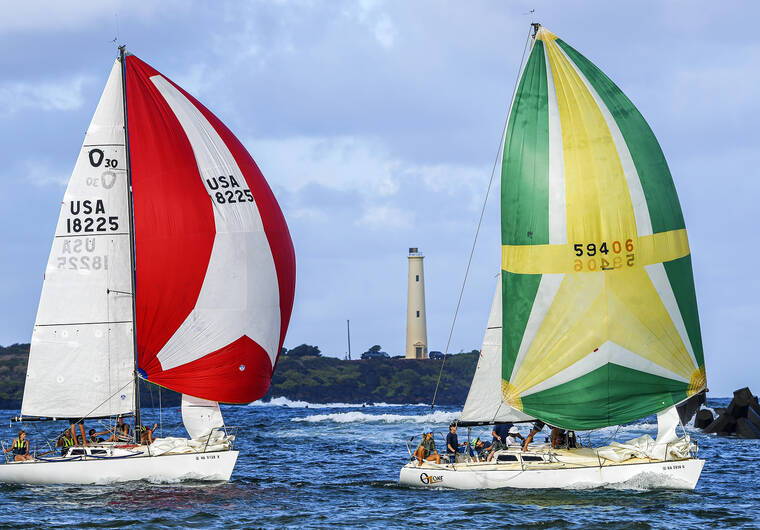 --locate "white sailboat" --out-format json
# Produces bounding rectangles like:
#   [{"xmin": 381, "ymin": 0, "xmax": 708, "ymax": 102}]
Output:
[
  {"xmin": 400, "ymin": 24, "xmax": 707, "ymax": 490},
  {"xmin": 0, "ymin": 47, "xmax": 295, "ymax": 485}
]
